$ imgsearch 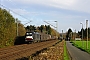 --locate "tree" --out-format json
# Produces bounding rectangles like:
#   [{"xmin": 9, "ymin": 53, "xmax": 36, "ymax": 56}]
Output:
[
  {"xmin": 67, "ymin": 28, "xmax": 72, "ymax": 34},
  {"xmin": 39, "ymin": 25, "xmax": 44, "ymax": 33},
  {"xmin": 78, "ymin": 27, "xmax": 90, "ymax": 39},
  {"xmin": 18, "ymin": 23, "xmax": 26, "ymax": 36},
  {"xmin": 66, "ymin": 28, "xmax": 72, "ymax": 40},
  {"xmin": 88, "ymin": 28, "xmax": 90, "ymax": 38},
  {"xmin": 47, "ymin": 25, "xmax": 51, "ymax": 34},
  {"xmin": 25, "ymin": 25, "xmax": 36, "ymax": 32},
  {"xmin": 0, "ymin": 8, "xmax": 16, "ymax": 47}
]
